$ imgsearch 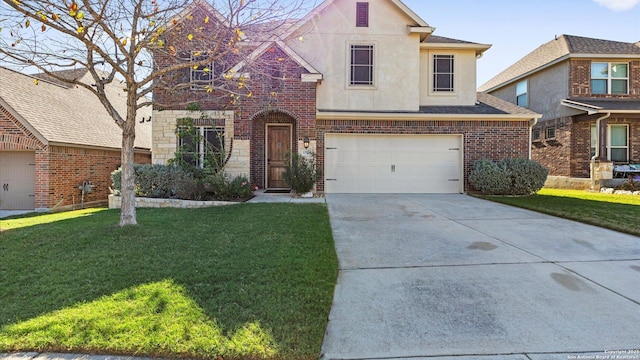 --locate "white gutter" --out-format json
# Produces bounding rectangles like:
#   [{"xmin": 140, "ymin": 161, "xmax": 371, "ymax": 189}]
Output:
[
  {"xmin": 529, "ymin": 117, "xmax": 538, "ymax": 160},
  {"xmin": 590, "ymin": 112, "xmax": 611, "ymax": 190}
]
